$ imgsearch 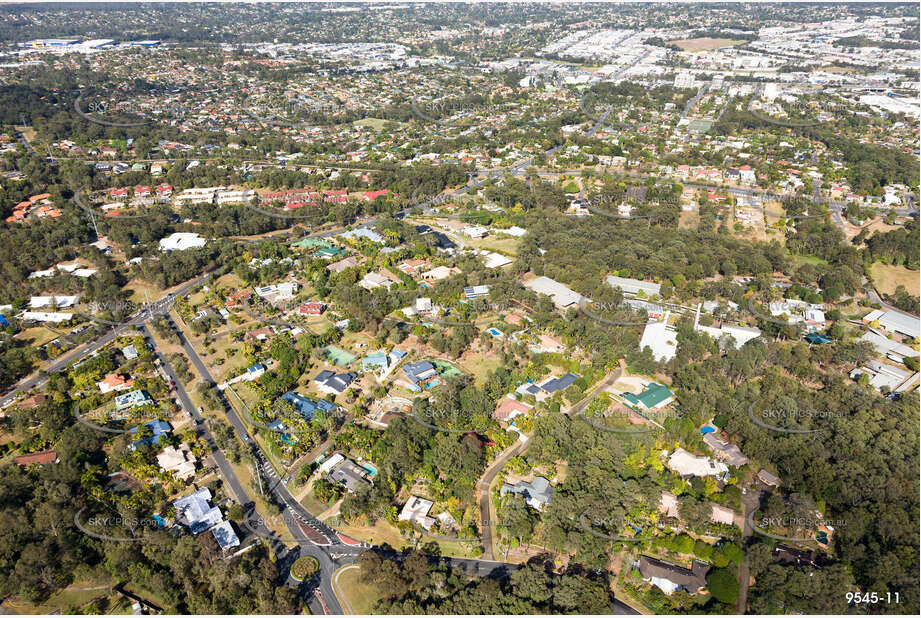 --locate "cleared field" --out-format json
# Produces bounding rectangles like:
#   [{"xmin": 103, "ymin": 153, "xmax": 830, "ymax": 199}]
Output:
[
  {"xmin": 124, "ymin": 278, "xmax": 163, "ymax": 304},
  {"xmin": 466, "ymin": 235, "xmax": 521, "ymax": 255},
  {"xmin": 333, "ymin": 565, "xmax": 383, "ymax": 615},
  {"xmin": 353, "ymin": 117, "xmax": 401, "ymax": 131},
  {"xmin": 678, "ymin": 210, "xmax": 699, "ymax": 229},
  {"xmin": 457, "ymin": 355, "xmax": 503, "ymax": 387},
  {"xmin": 14, "ymin": 325, "xmax": 59, "ymax": 346},
  {"xmin": 871, "ymin": 262, "xmax": 920, "ymax": 297},
  {"xmin": 672, "ymin": 37, "xmax": 744, "ymax": 51}
]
